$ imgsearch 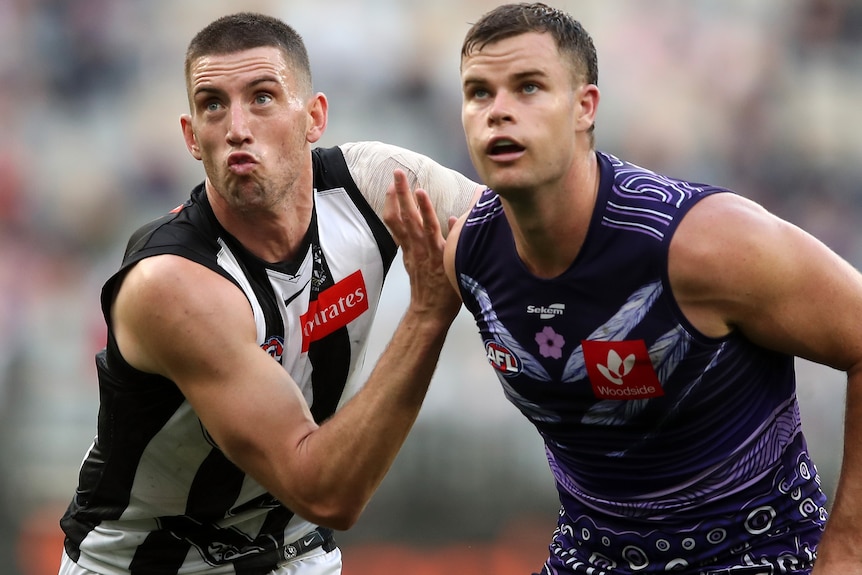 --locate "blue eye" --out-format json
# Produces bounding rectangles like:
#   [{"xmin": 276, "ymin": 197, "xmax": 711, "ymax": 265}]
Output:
[{"xmin": 523, "ymin": 83, "xmax": 539, "ymax": 94}]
